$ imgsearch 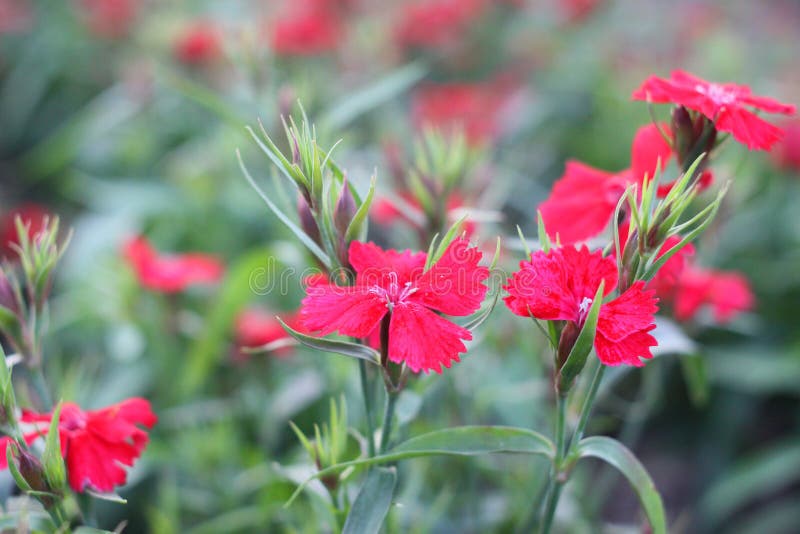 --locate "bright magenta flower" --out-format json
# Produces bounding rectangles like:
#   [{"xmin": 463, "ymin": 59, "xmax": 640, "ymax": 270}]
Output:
[
  {"xmin": 123, "ymin": 236, "xmax": 224, "ymax": 293},
  {"xmin": 633, "ymin": 70, "xmax": 796, "ymax": 151},
  {"xmin": 671, "ymin": 265, "xmax": 754, "ymax": 323},
  {"xmin": 504, "ymin": 246, "xmax": 658, "ymax": 367},
  {"xmin": 539, "ymin": 123, "xmax": 671, "ymax": 244},
  {"xmin": 300, "ymin": 239, "xmax": 489, "ymax": 373},
  {"xmin": 0, "ymin": 398, "xmax": 157, "ymax": 493}
]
